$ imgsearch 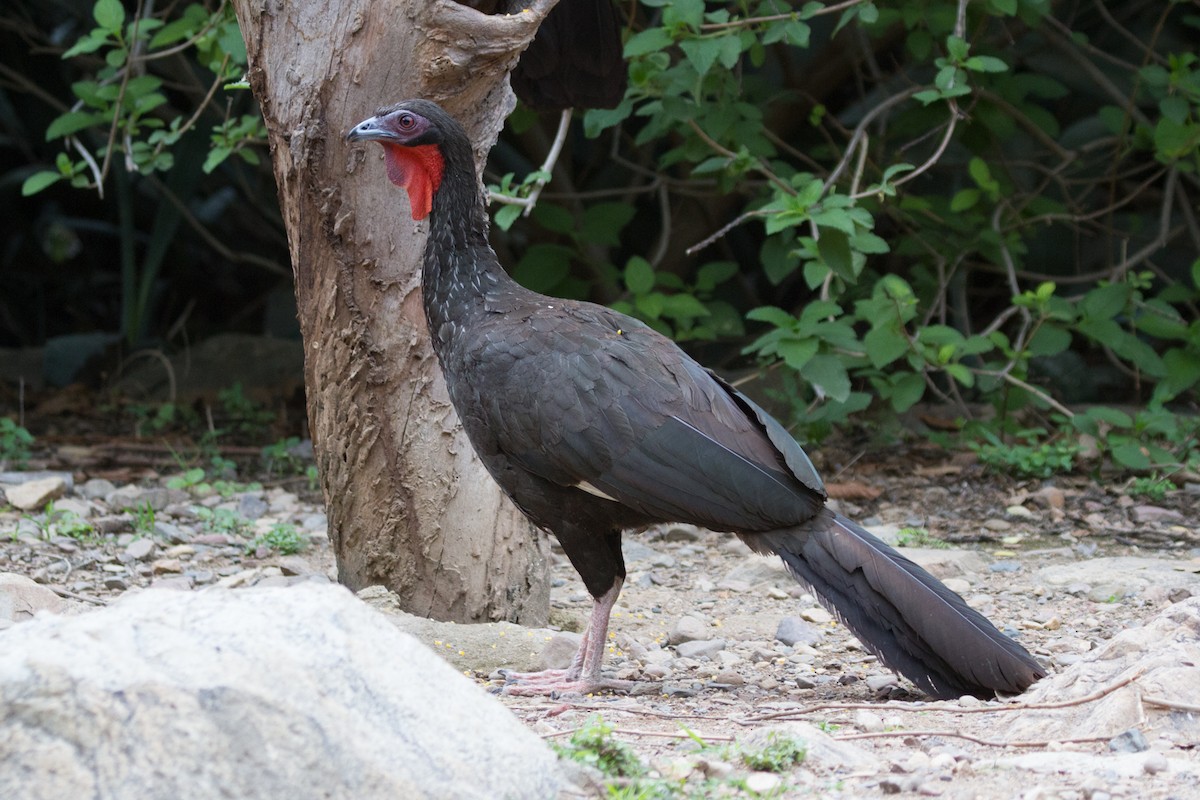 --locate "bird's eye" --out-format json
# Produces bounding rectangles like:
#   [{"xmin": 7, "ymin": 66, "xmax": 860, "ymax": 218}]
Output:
[{"xmin": 397, "ymin": 113, "xmax": 416, "ymax": 131}]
